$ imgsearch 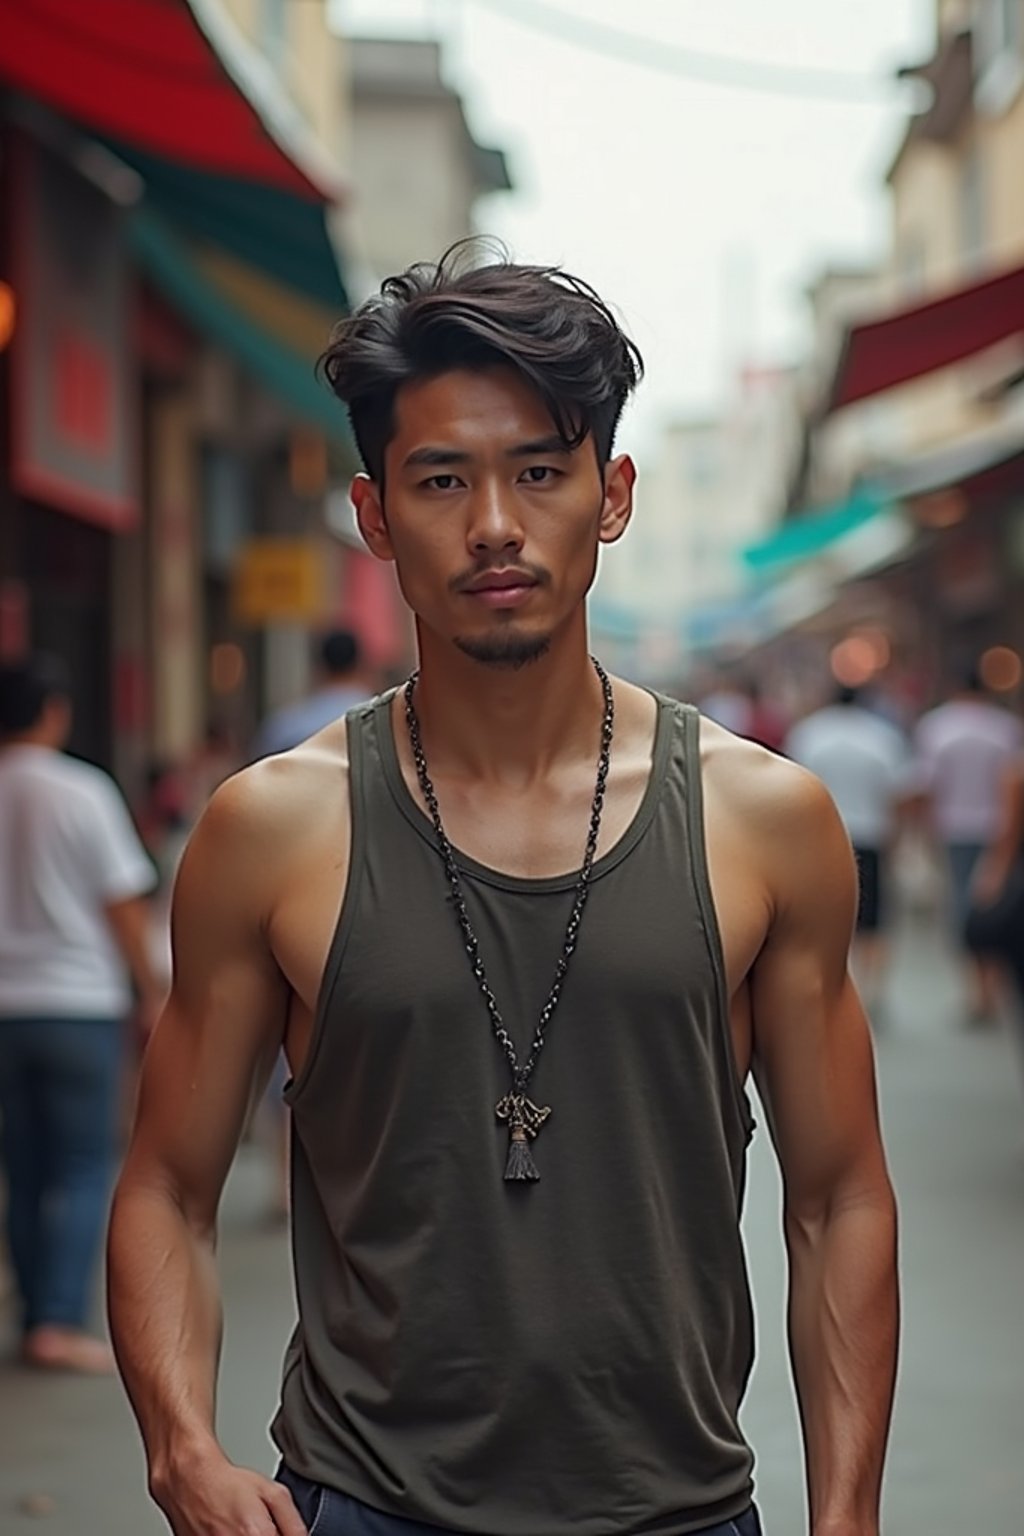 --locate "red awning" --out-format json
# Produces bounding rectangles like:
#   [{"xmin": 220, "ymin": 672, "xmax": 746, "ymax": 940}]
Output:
[
  {"xmin": 829, "ymin": 261, "xmax": 1024, "ymax": 411},
  {"xmin": 0, "ymin": 0, "xmax": 329, "ymax": 200}
]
